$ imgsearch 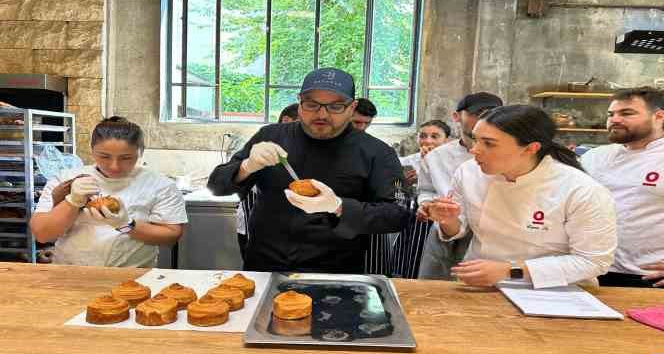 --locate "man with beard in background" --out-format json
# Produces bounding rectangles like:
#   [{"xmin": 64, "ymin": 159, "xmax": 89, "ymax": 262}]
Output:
[{"xmin": 581, "ymin": 87, "xmax": 664, "ymax": 288}]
